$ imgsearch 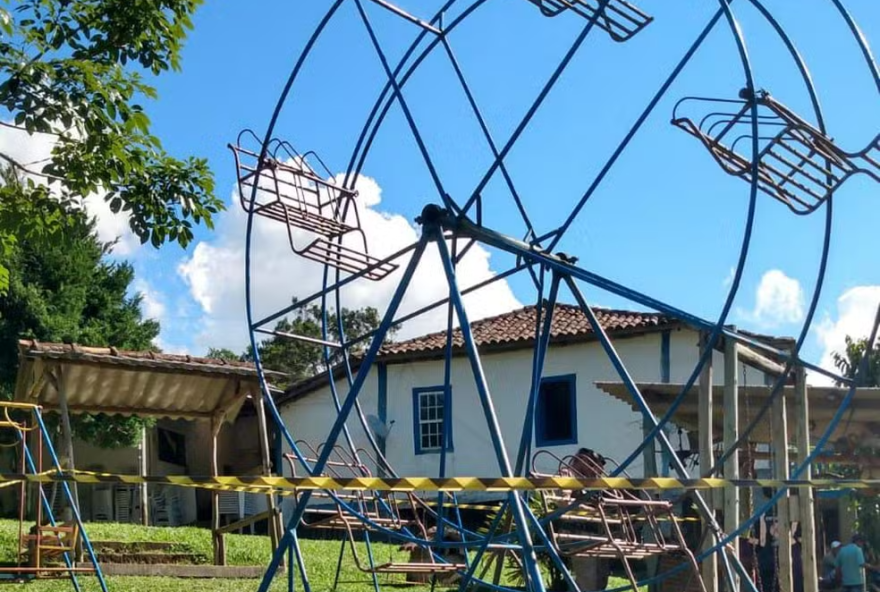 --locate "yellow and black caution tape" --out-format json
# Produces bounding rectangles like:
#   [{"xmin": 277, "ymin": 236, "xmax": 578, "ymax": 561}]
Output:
[{"xmin": 3, "ymin": 471, "xmax": 879, "ymax": 493}]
